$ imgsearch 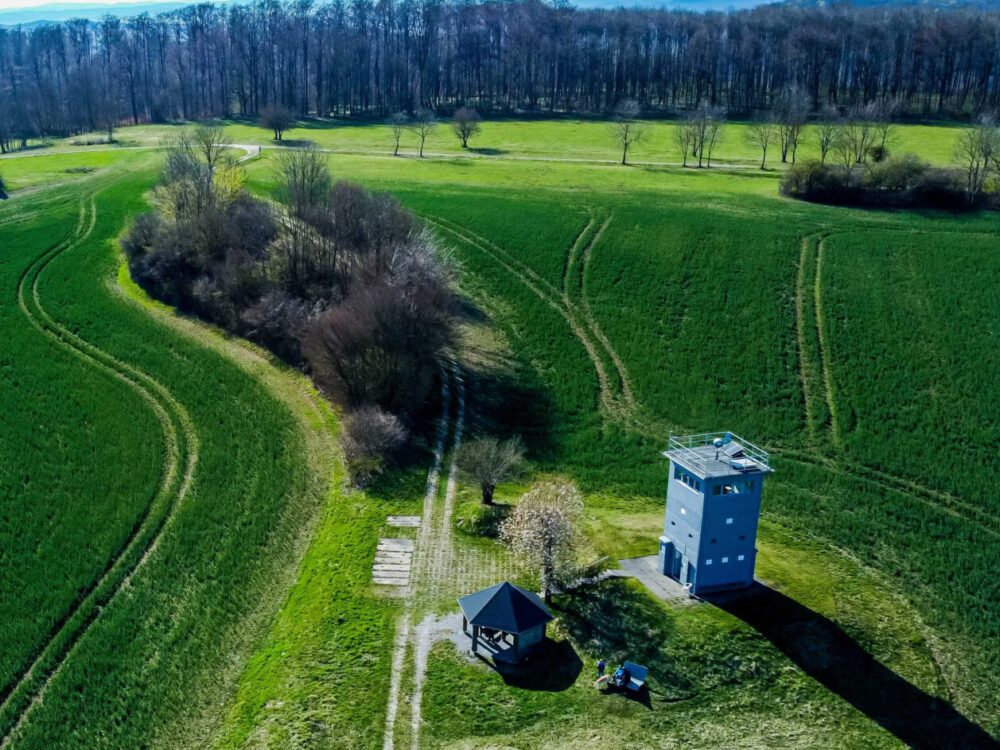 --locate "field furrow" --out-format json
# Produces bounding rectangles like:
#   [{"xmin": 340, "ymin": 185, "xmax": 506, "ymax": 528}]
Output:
[{"xmin": 1, "ymin": 194, "xmax": 197, "ymax": 746}]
